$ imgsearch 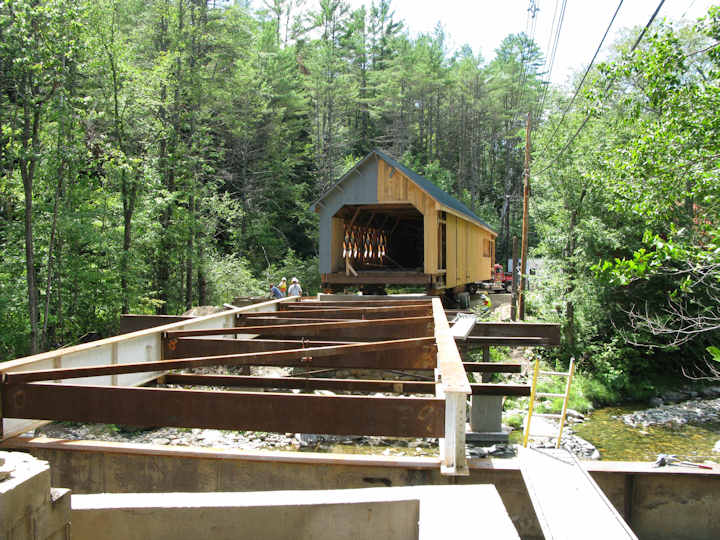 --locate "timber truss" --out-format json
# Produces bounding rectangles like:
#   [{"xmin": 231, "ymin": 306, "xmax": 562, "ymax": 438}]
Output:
[{"xmin": 1, "ymin": 297, "xmax": 477, "ymax": 474}]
